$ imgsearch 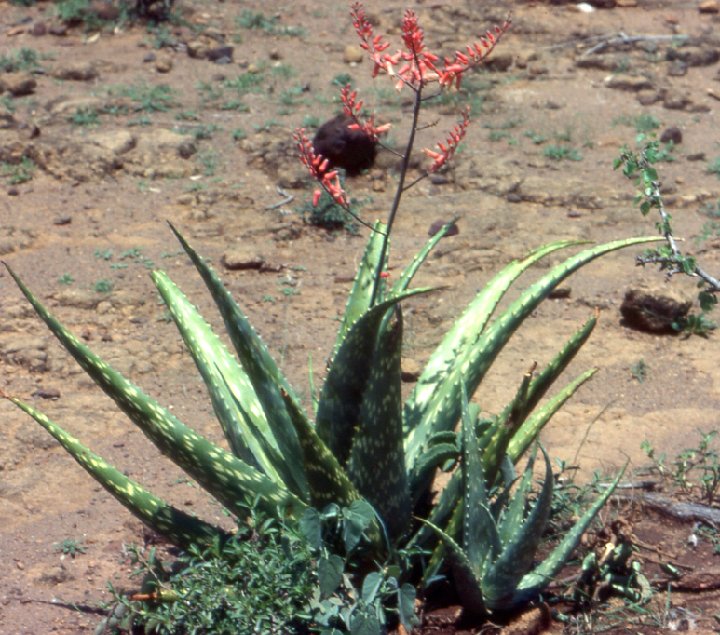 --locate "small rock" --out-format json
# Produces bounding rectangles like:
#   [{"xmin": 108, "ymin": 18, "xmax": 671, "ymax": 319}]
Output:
[
  {"xmin": 155, "ymin": 55, "xmax": 173, "ymax": 73},
  {"xmin": 32, "ymin": 387, "xmax": 61, "ymax": 400},
  {"xmin": 7, "ymin": 187, "xmax": 19, "ymax": 197},
  {"xmin": 667, "ymin": 60, "xmax": 688, "ymax": 77},
  {"xmin": 604, "ymin": 74, "xmax": 653, "ymax": 91},
  {"xmin": 667, "ymin": 46, "xmax": 720, "ymax": 67},
  {"xmin": 143, "ymin": 52, "xmax": 157, "ymax": 63},
  {"xmin": 620, "ymin": 290, "xmax": 690, "ymax": 334},
  {"xmin": 48, "ymin": 24, "xmax": 69, "ymax": 36},
  {"xmin": 660, "ymin": 127, "xmax": 682, "ymax": 144},
  {"xmin": 0, "ymin": 73, "xmax": 37, "ymax": 97},
  {"xmin": 663, "ymin": 93, "xmax": 690, "ymax": 110},
  {"xmin": 207, "ymin": 46, "xmax": 234, "ymax": 63},
  {"xmin": 616, "ymin": 0, "xmax": 637, "ymax": 5},
  {"xmin": 32, "ymin": 21, "xmax": 47, "ymax": 36},
  {"xmin": 186, "ymin": 40, "xmax": 208, "ymax": 59},
  {"xmin": 54, "ymin": 214, "xmax": 72, "ymax": 225},
  {"xmin": 428, "ymin": 220, "xmax": 459, "ymax": 237},
  {"xmin": 637, "ymin": 90, "xmax": 662, "ymax": 105},
  {"xmin": 90, "ymin": 0, "xmax": 120, "ymax": 21},
  {"xmin": 222, "ymin": 250, "xmax": 265, "ymax": 270},
  {"xmin": 88, "ymin": 129, "xmax": 136, "ymax": 155},
  {"xmin": 485, "ymin": 52, "xmax": 513, "ymax": 72},
  {"xmin": 699, "ymin": 0, "xmax": 719, "ymax": 14},
  {"xmin": 51, "ymin": 61, "xmax": 98, "ymax": 81},
  {"xmin": 313, "ymin": 114, "xmax": 376, "ymax": 176},
  {"xmin": 343, "ymin": 44, "xmax": 364, "ymax": 64},
  {"xmin": 47, "ymin": 95, "xmax": 104, "ymax": 115},
  {"xmin": 401, "ymin": 358, "xmax": 422, "ymax": 383},
  {"xmin": 269, "ymin": 49, "xmax": 282, "ymax": 61}
]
